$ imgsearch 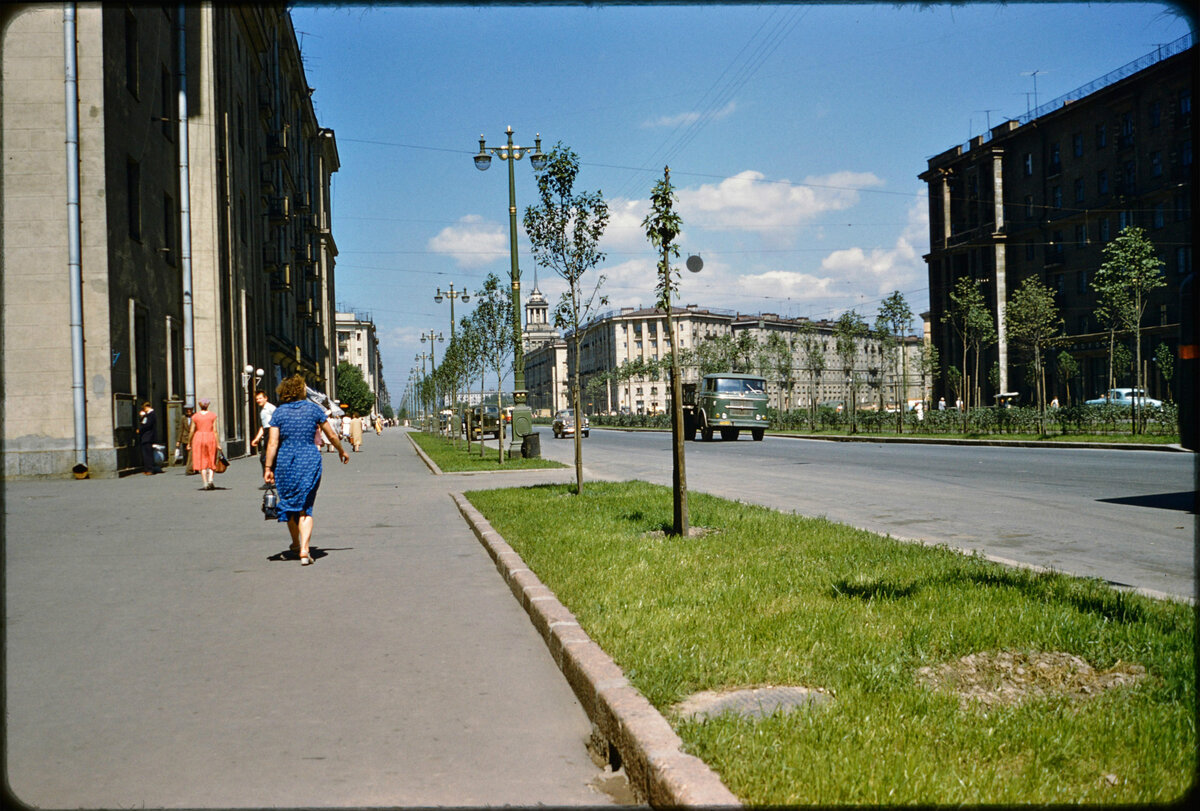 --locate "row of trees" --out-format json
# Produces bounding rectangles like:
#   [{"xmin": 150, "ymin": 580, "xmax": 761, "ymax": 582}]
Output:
[{"xmin": 945, "ymin": 225, "xmax": 1167, "ymax": 434}]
